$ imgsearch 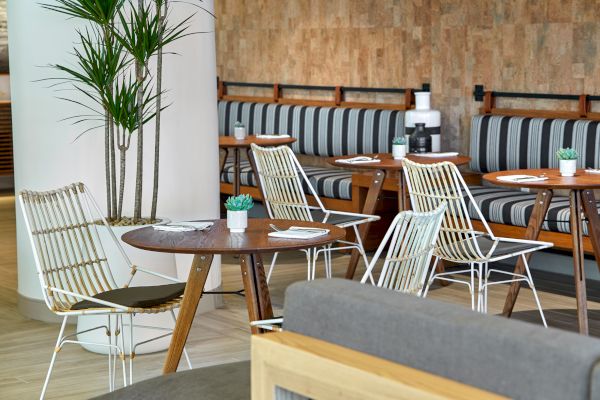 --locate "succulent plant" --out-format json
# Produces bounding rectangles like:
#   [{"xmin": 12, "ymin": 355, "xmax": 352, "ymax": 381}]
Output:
[
  {"xmin": 234, "ymin": 121, "xmax": 245, "ymax": 128},
  {"xmin": 392, "ymin": 136, "xmax": 407, "ymax": 145},
  {"xmin": 224, "ymin": 194, "xmax": 254, "ymax": 211},
  {"xmin": 556, "ymin": 148, "xmax": 578, "ymax": 160}
]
